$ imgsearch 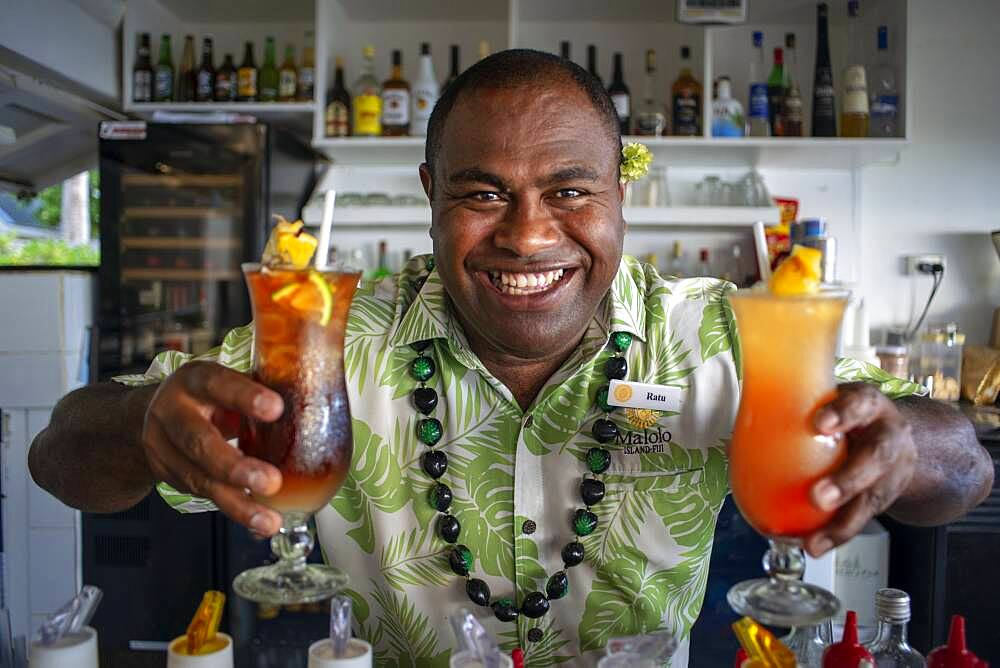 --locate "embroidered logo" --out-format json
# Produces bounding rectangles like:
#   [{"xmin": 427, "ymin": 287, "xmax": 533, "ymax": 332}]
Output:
[{"xmin": 625, "ymin": 407, "xmax": 661, "ymax": 430}]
